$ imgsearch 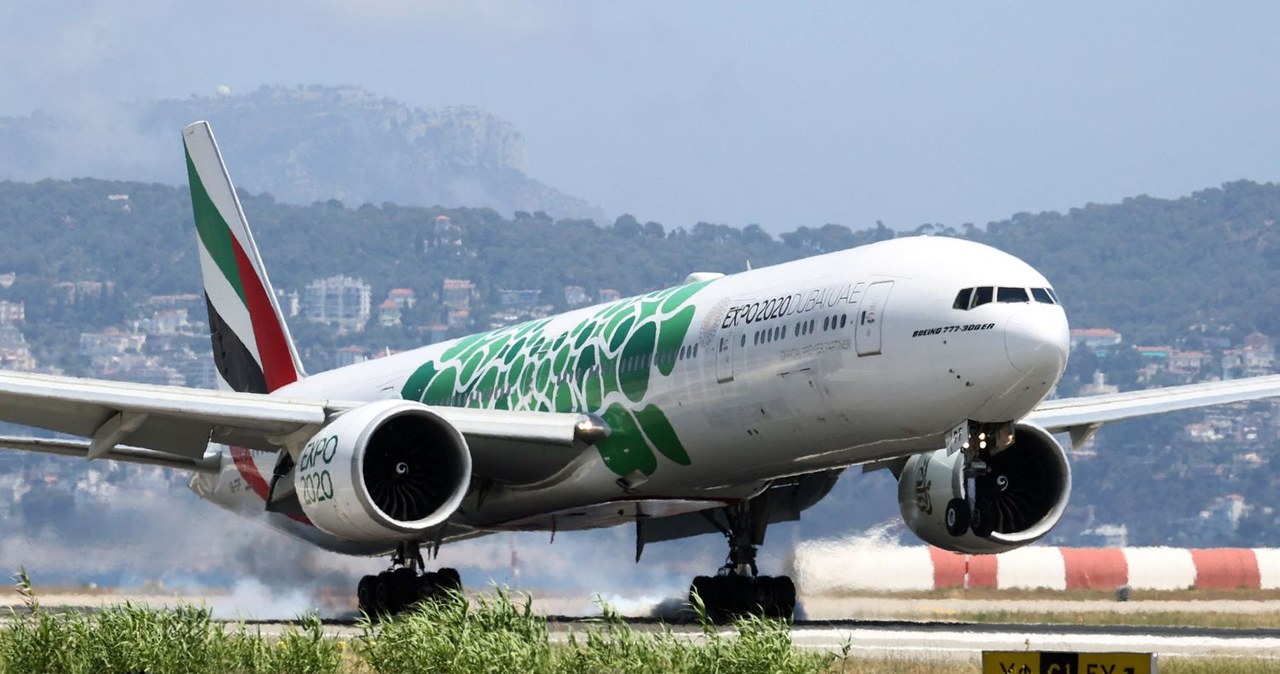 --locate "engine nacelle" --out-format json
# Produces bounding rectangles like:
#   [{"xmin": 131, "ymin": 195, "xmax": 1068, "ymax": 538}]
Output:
[
  {"xmin": 294, "ymin": 399, "xmax": 472, "ymax": 543},
  {"xmin": 896, "ymin": 422, "xmax": 1071, "ymax": 554}
]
